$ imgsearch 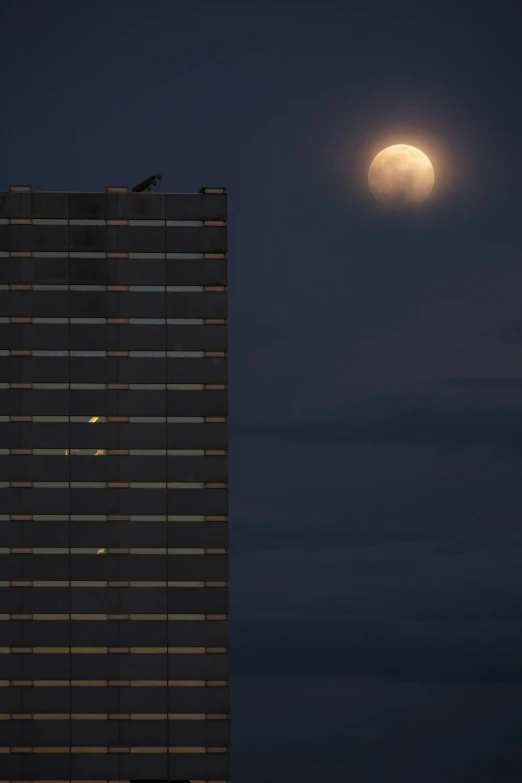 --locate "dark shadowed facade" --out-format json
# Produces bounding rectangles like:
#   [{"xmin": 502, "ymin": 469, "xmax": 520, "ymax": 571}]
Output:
[{"xmin": 0, "ymin": 184, "xmax": 229, "ymax": 782}]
